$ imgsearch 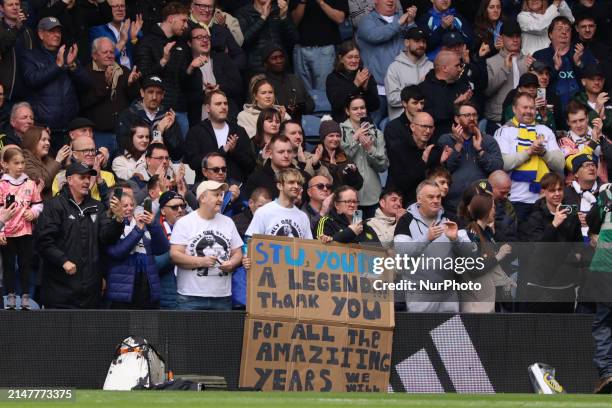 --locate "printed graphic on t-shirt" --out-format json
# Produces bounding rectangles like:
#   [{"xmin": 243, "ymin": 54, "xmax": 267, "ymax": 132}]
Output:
[
  {"xmin": 188, "ymin": 230, "xmax": 231, "ymax": 276},
  {"xmin": 270, "ymin": 218, "xmax": 303, "ymax": 237}
]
